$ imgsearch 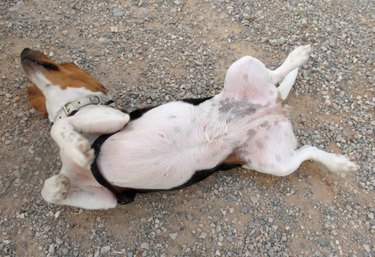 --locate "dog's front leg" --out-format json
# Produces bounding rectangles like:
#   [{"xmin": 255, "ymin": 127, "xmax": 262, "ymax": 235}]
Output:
[
  {"xmin": 51, "ymin": 106, "xmax": 130, "ymax": 168},
  {"xmin": 41, "ymin": 173, "xmax": 118, "ymax": 209}
]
